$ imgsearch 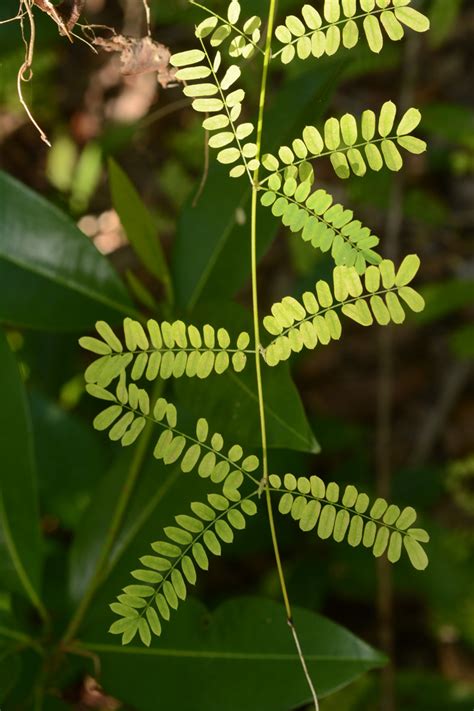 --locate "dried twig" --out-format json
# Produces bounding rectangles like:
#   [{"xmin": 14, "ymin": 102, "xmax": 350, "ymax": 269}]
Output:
[
  {"xmin": 0, "ymin": 5, "xmax": 27, "ymax": 25},
  {"xmin": 17, "ymin": 0, "xmax": 51, "ymax": 146},
  {"xmin": 33, "ymin": 0, "xmax": 85, "ymax": 38},
  {"xmin": 142, "ymin": 0, "xmax": 151, "ymax": 37}
]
